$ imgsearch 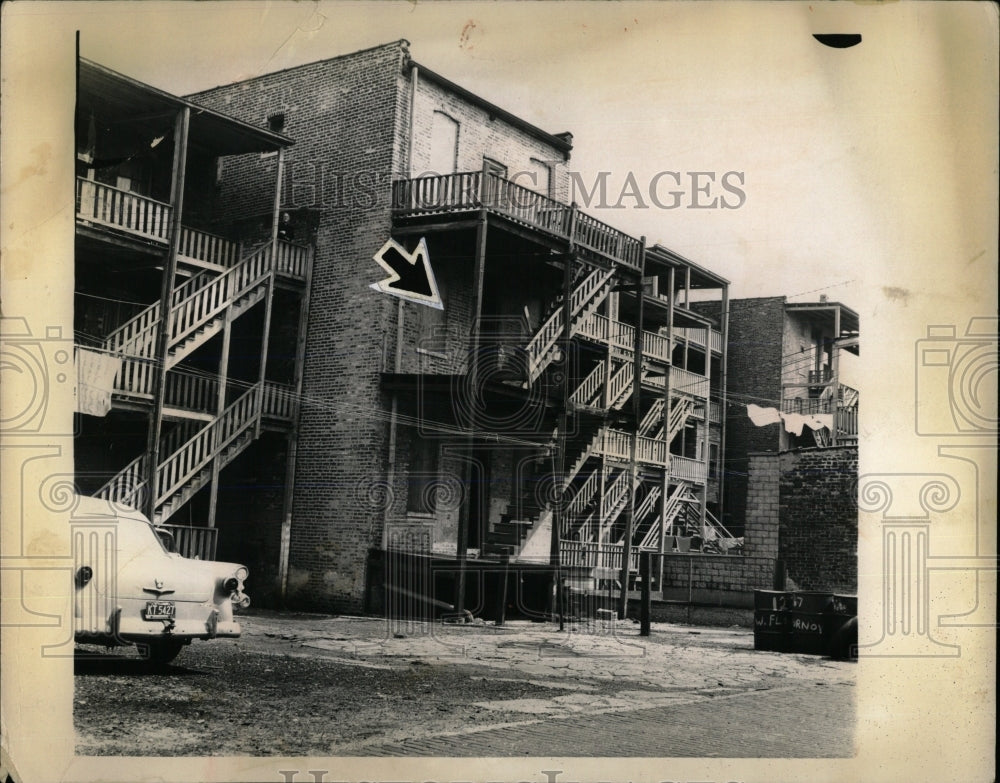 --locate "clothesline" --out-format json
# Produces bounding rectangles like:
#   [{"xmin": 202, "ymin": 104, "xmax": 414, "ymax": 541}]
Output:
[{"xmin": 745, "ymin": 403, "xmax": 834, "ymax": 436}]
